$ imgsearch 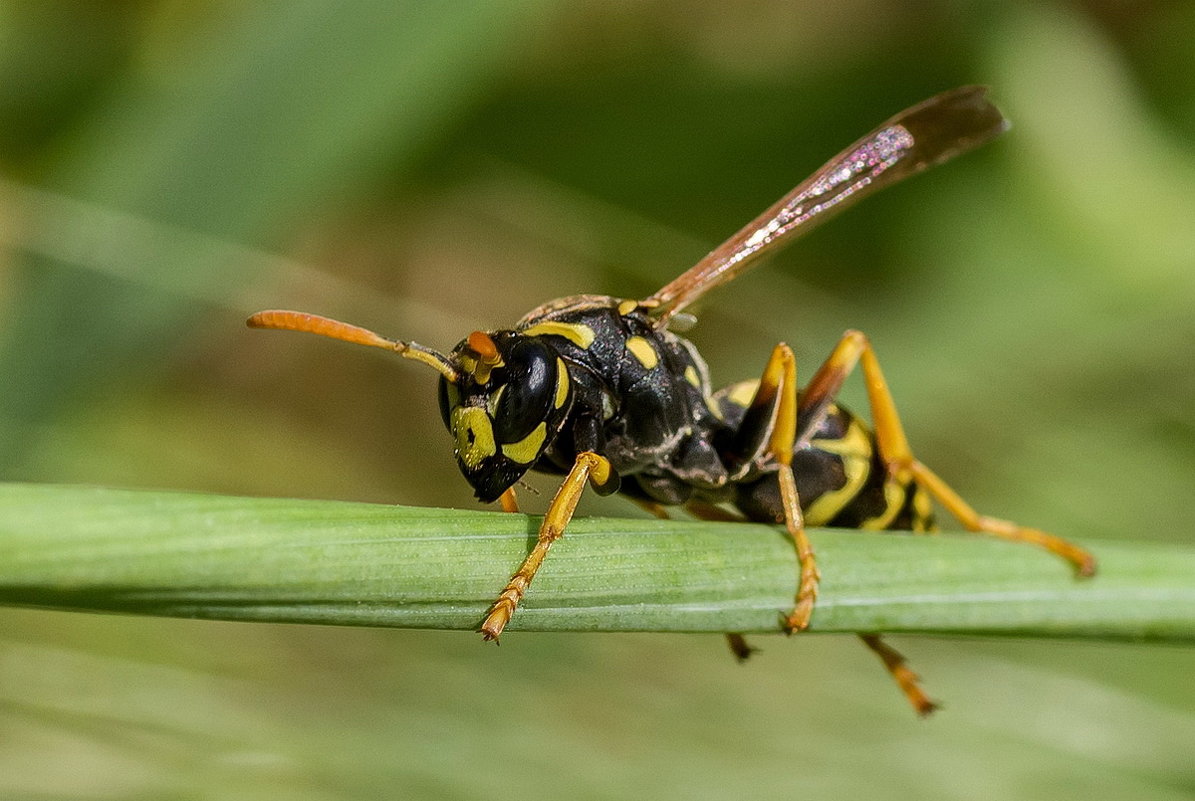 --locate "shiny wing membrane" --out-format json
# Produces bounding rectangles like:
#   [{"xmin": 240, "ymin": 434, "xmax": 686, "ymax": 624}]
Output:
[{"xmin": 644, "ymin": 86, "xmax": 1009, "ymax": 323}]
